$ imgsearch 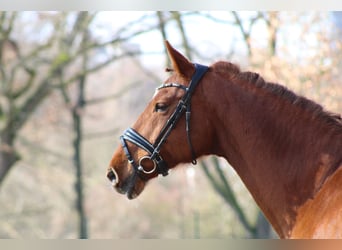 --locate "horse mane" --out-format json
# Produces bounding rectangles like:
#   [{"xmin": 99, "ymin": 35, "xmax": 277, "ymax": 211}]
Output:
[{"xmin": 211, "ymin": 61, "xmax": 342, "ymax": 131}]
